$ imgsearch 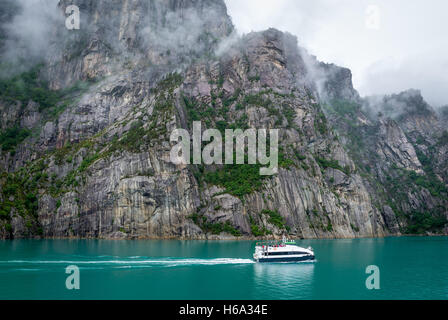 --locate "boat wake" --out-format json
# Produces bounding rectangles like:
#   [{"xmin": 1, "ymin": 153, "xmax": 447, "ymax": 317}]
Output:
[{"xmin": 0, "ymin": 257, "xmax": 255, "ymax": 271}]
